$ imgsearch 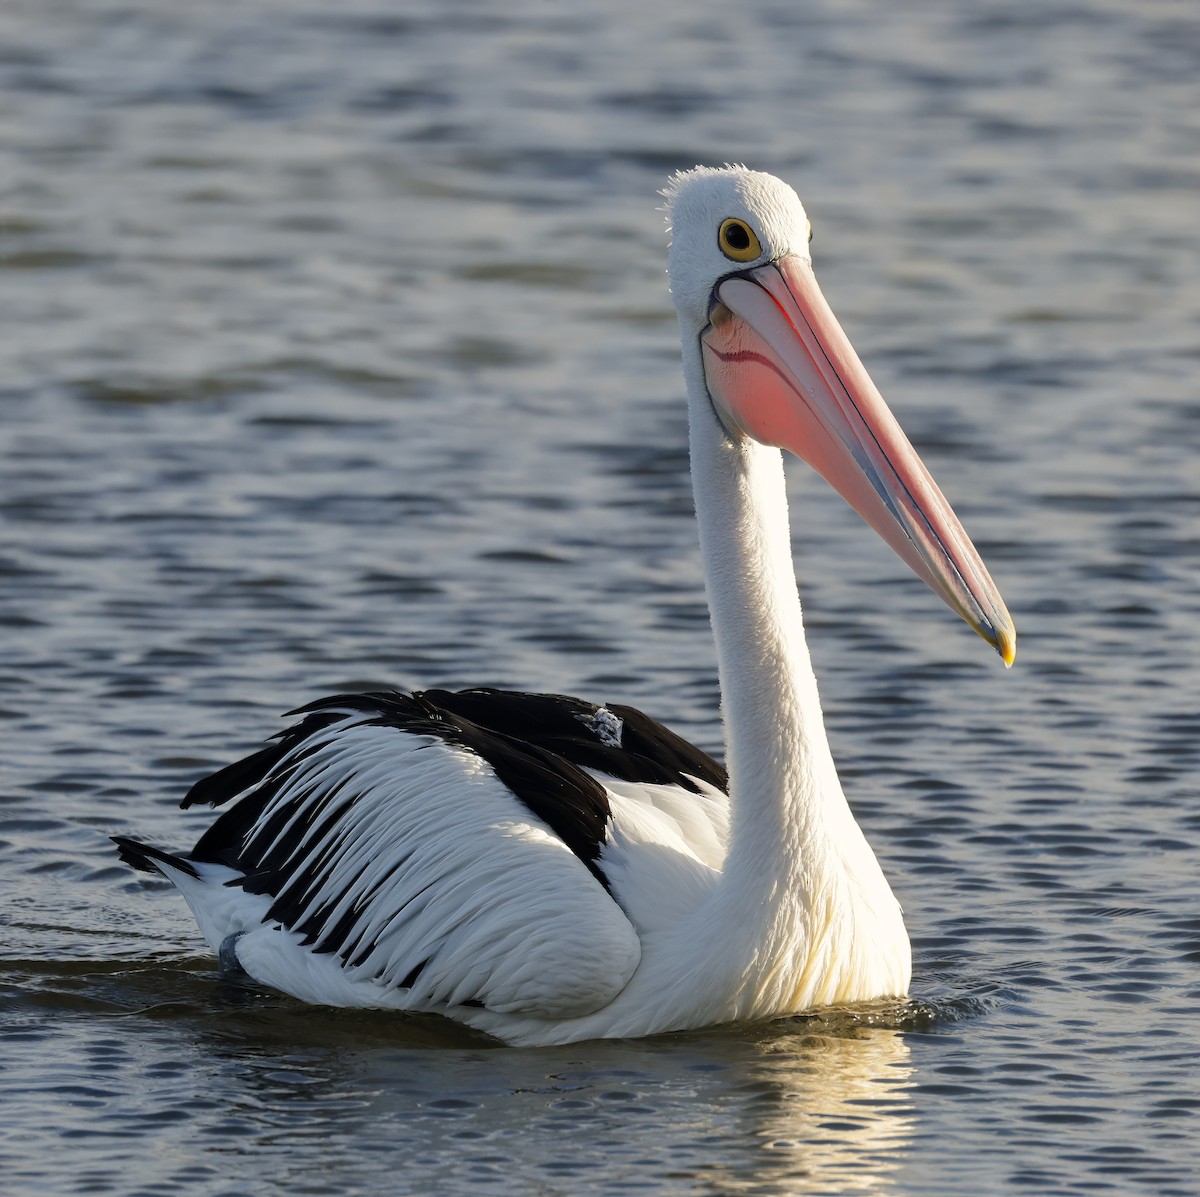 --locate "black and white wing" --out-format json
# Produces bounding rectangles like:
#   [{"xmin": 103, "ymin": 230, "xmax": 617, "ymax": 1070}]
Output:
[{"xmin": 119, "ymin": 689, "xmax": 727, "ymax": 1020}]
